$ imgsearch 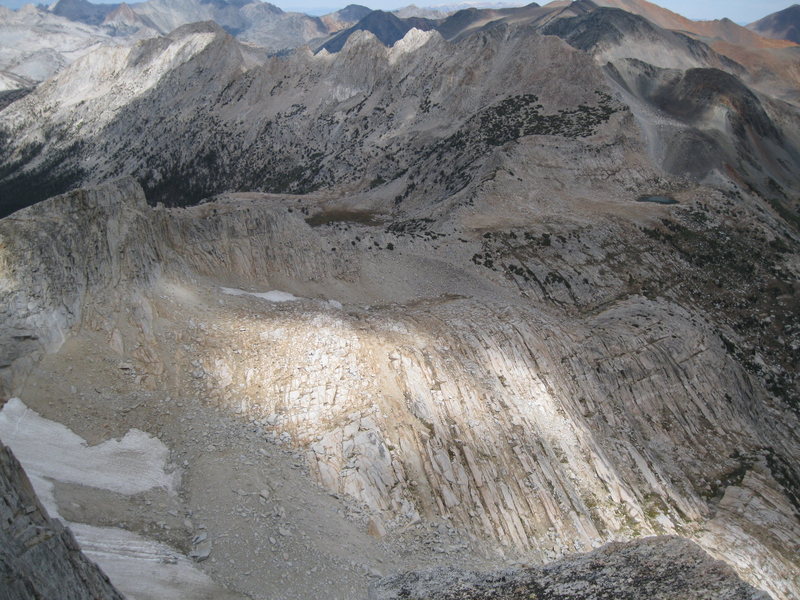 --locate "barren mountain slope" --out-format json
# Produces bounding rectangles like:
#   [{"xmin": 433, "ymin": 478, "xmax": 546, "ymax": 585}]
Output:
[
  {"xmin": 542, "ymin": 7, "xmax": 800, "ymax": 217},
  {"xmin": 51, "ymin": 0, "xmax": 120, "ymax": 26},
  {"xmin": 1, "ymin": 136, "xmax": 798, "ymax": 600},
  {"xmin": 129, "ymin": 0, "xmax": 337, "ymax": 50},
  {"xmin": 0, "ymin": 0, "xmax": 367, "ymax": 93},
  {"xmin": 584, "ymin": 0, "xmax": 800, "ymax": 106},
  {"xmin": 53, "ymin": 0, "xmax": 367, "ymax": 52},
  {"xmin": 594, "ymin": 0, "xmax": 795, "ymax": 49},
  {"xmin": 0, "ymin": 22, "xmax": 632, "ymax": 213},
  {"xmin": 0, "ymin": 5, "xmax": 128, "ymax": 91},
  {"xmin": 3, "ymin": 4, "xmax": 799, "ymax": 216},
  {"xmin": 748, "ymin": 4, "xmax": 800, "ymax": 44},
  {"xmin": 0, "ymin": 3, "xmax": 799, "ymax": 600}
]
